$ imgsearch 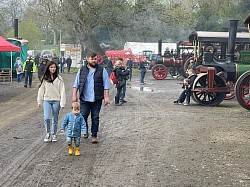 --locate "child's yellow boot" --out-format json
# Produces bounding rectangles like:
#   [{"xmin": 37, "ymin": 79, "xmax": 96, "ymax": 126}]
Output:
[
  {"xmin": 75, "ymin": 146, "xmax": 80, "ymax": 156},
  {"xmin": 68, "ymin": 145, "xmax": 73, "ymax": 155}
]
